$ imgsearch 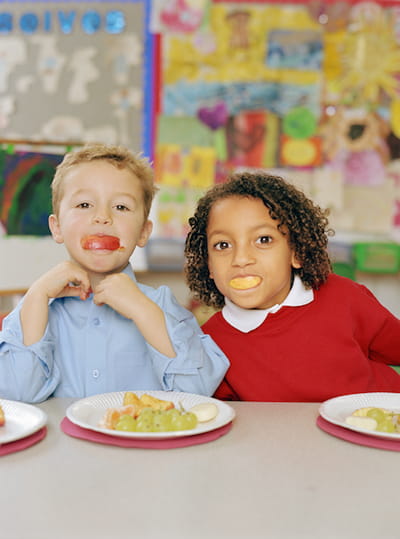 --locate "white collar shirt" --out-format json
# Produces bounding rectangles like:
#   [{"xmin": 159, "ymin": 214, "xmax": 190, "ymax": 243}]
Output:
[{"xmin": 222, "ymin": 275, "xmax": 314, "ymax": 333}]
